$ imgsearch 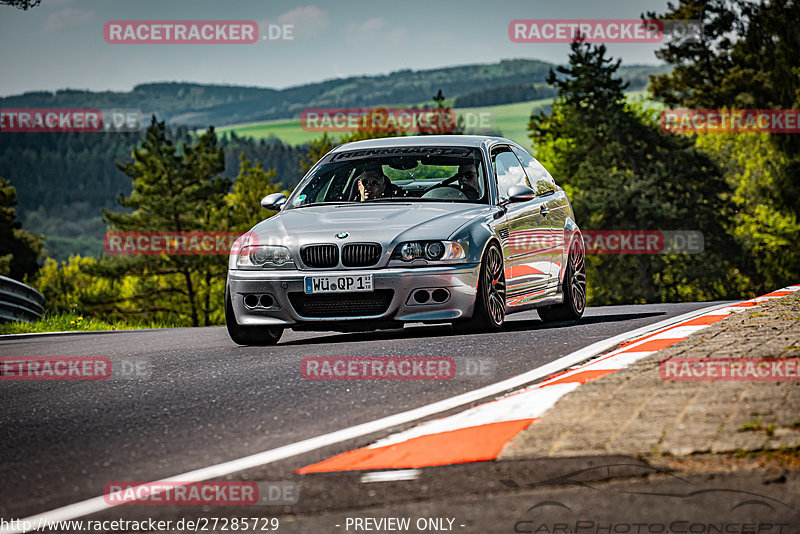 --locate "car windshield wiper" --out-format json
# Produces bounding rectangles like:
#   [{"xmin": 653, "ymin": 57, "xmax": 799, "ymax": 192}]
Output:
[
  {"xmin": 361, "ymin": 197, "xmax": 415, "ymax": 202},
  {"xmin": 291, "ymin": 201, "xmax": 358, "ymax": 209},
  {"xmin": 364, "ymin": 197, "xmax": 469, "ymax": 203}
]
